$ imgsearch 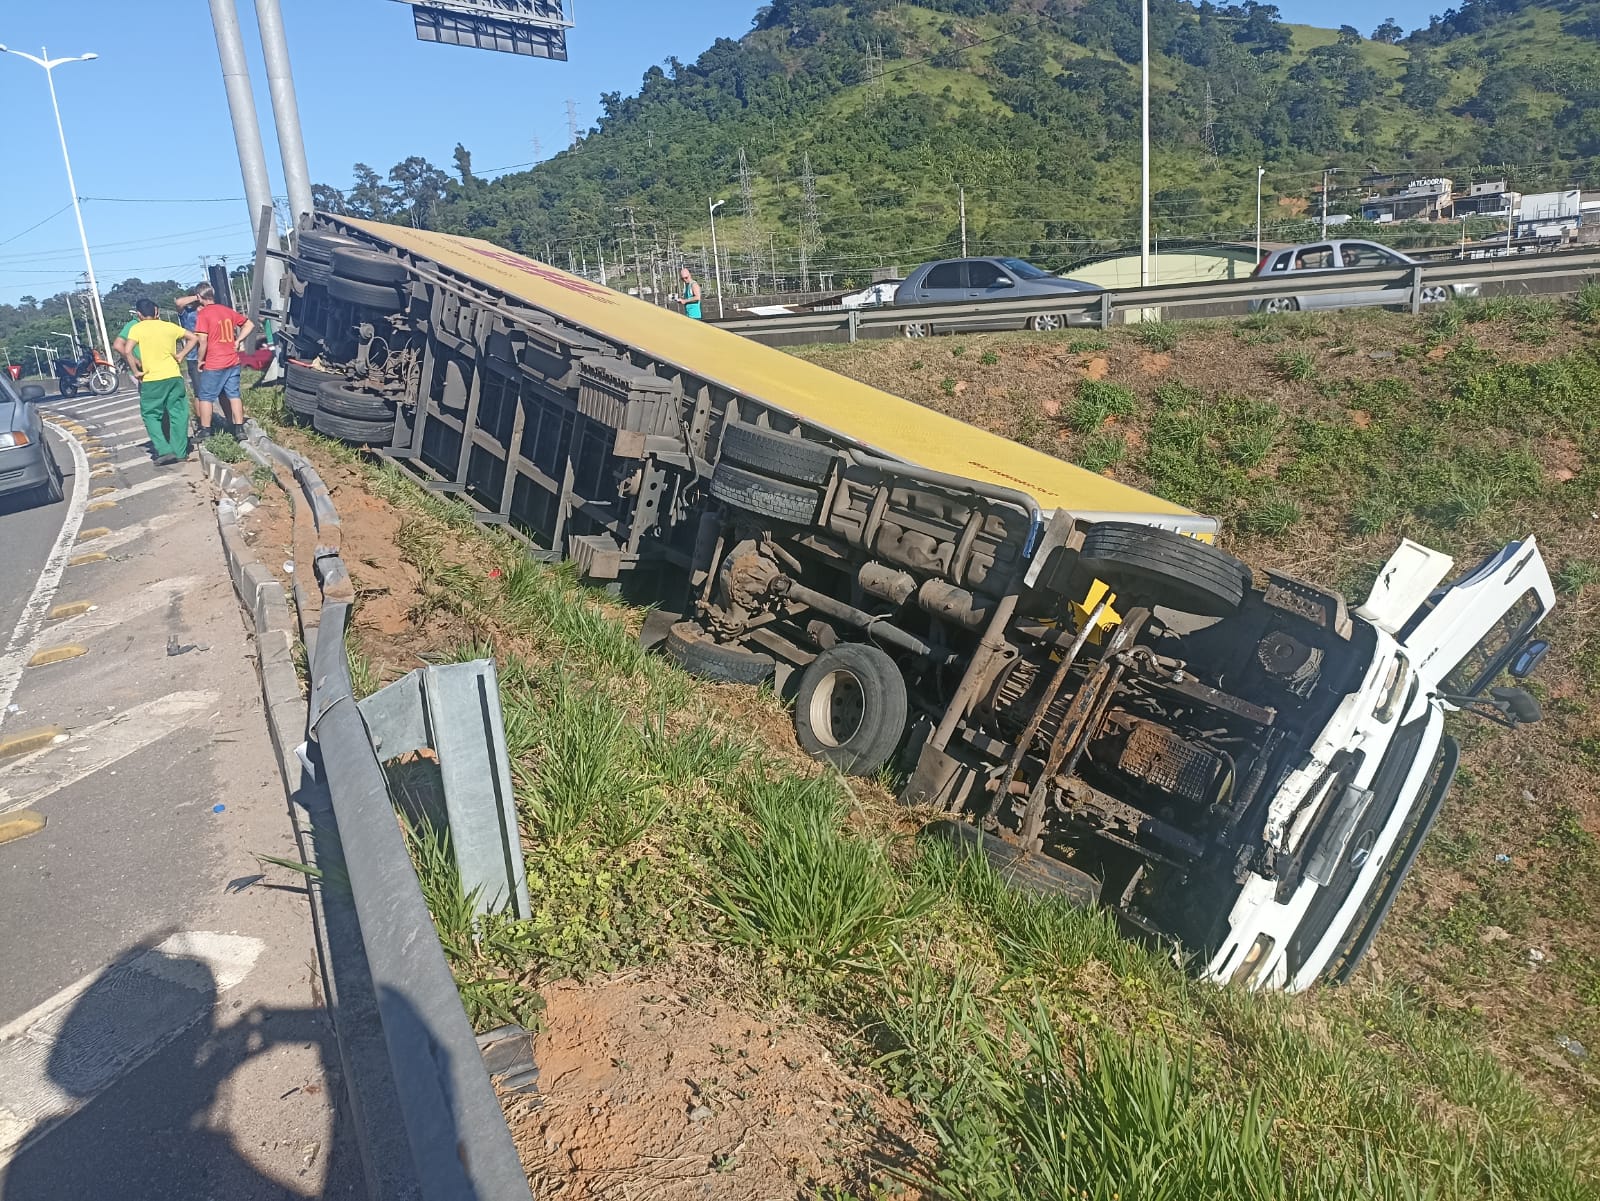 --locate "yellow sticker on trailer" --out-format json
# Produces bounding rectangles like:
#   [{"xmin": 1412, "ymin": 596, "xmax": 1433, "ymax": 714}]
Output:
[{"xmin": 342, "ymin": 218, "xmax": 1203, "ymax": 525}]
